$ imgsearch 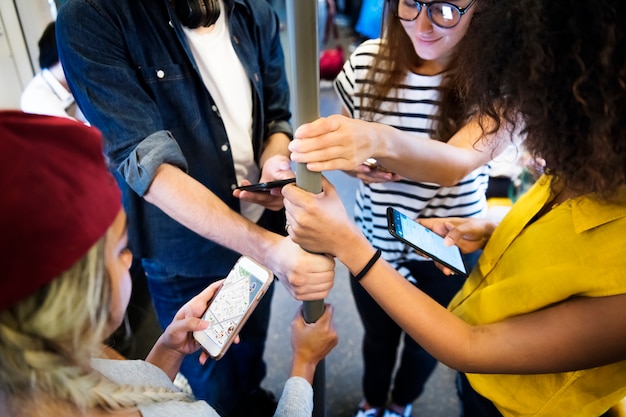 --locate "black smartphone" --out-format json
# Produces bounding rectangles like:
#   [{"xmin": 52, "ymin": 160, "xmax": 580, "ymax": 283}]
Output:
[
  {"xmin": 235, "ymin": 178, "xmax": 296, "ymax": 192},
  {"xmin": 386, "ymin": 207, "xmax": 468, "ymax": 276}
]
